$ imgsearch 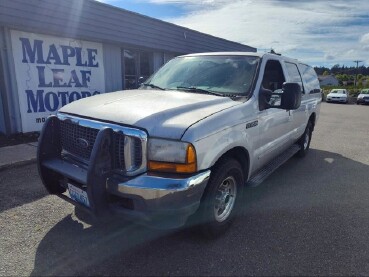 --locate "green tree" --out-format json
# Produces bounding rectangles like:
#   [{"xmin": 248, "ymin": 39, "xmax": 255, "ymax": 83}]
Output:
[
  {"xmin": 323, "ymin": 70, "xmax": 330, "ymax": 76},
  {"xmin": 342, "ymin": 74, "xmax": 349, "ymax": 81}
]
